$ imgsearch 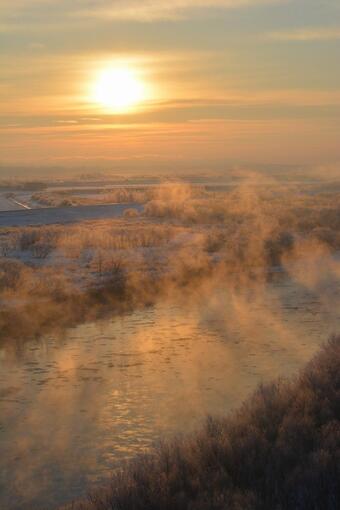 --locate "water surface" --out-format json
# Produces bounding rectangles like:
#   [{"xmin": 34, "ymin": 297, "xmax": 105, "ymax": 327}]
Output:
[
  {"xmin": 0, "ymin": 275, "xmax": 339, "ymax": 509},
  {"xmin": 0, "ymin": 203, "xmax": 142, "ymax": 227}
]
